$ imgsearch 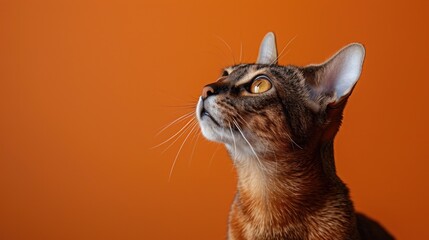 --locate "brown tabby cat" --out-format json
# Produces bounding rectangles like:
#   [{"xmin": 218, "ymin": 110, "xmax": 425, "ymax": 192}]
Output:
[{"xmin": 196, "ymin": 32, "xmax": 394, "ymax": 240}]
